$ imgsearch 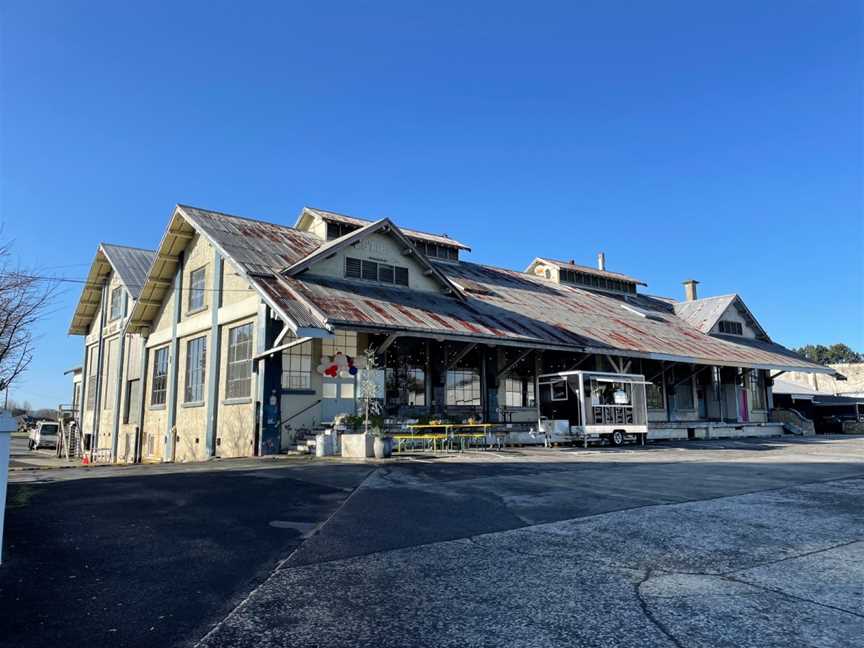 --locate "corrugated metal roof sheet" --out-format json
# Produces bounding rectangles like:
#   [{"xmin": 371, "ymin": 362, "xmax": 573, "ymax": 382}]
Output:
[
  {"xmin": 284, "ymin": 260, "xmax": 828, "ymax": 372},
  {"xmin": 533, "ymin": 257, "xmax": 647, "ymax": 286},
  {"xmin": 68, "ymin": 243, "xmax": 156, "ymax": 335},
  {"xmin": 673, "ymin": 295, "xmax": 737, "ymax": 334},
  {"xmin": 122, "ymin": 203, "xmax": 828, "ymax": 374},
  {"xmin": 304, "ymin": 207, "xmax": 471, "ymax": 251},
  {"xmin": 100, "ymin": 244, "xmax": 155, "ymax": 300}
]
